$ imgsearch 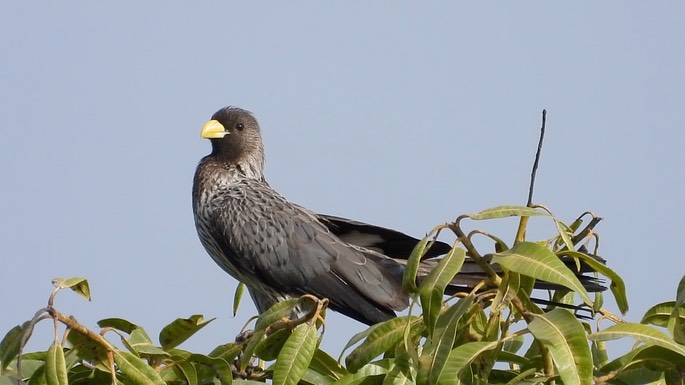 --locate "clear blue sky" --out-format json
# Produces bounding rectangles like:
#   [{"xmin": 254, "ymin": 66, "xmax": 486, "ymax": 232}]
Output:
[{"xmin": 2, "ymin": 3, "xmax": 683, "ymax": 355}]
